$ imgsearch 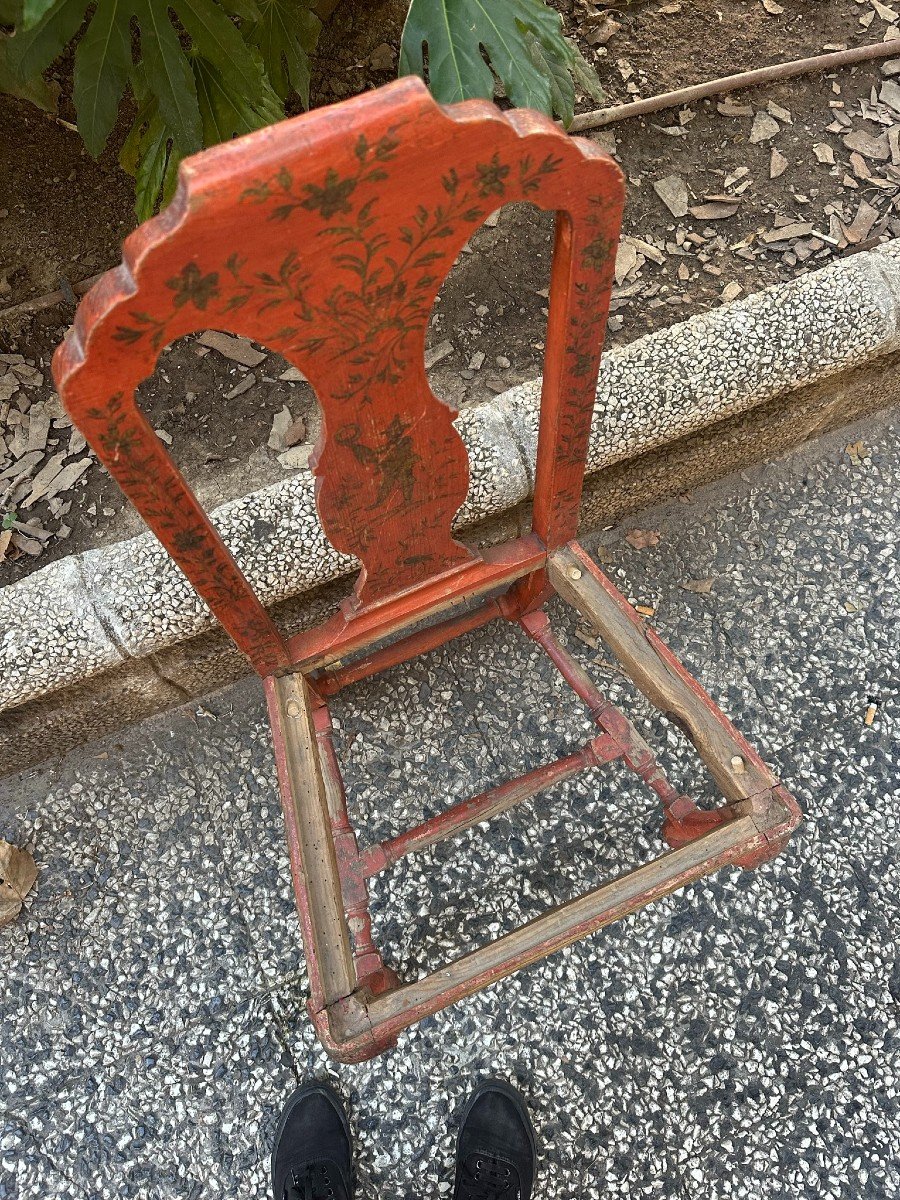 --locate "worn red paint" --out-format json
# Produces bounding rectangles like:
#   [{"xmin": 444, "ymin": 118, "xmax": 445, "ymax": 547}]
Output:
[{"xmin": 54, "ymin": 79, "xmax": 799, "ymax": 1063}]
